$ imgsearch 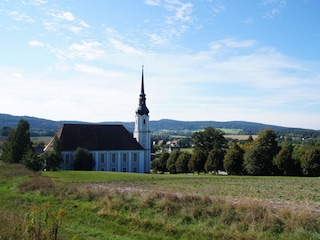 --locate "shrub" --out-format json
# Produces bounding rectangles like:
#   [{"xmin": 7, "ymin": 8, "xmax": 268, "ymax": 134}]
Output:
[{"xmin": 22, "ymin": 149, "xmax": 44, "ymax": 171}]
